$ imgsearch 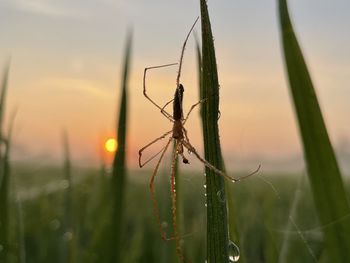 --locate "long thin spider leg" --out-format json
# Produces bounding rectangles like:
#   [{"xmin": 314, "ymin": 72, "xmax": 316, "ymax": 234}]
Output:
[
  {"xmin": 149, "ymin": 137, "xmax": 174, "ymax": 241},
  {"xmin": 182, "ymin": 128, "xmax": 260, "ymax": 182},
  {"xmin": 143, "ymin": 63, "xmax": 177, "ymax": 121},
  {"xmin": 183, "ymin": 98, "xmax": 207, "ymax": 124},
  {"xmin": 176, "ymin": 17, "xmax": 199, "ymax": 89},
  {"xmin": 170, "ymin": 140, "xmax": 186, "ymax": 262},
  {"xmin": 139, "ymin": 130, "xmax": 172, "ymax": 167},
  {"xmin": 140, "ymin": 144, "xmax": 168, "ymax": 168},
  {"xmin": 161, "ymin": 98, "xmax": 174, "ymax": 115}
]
